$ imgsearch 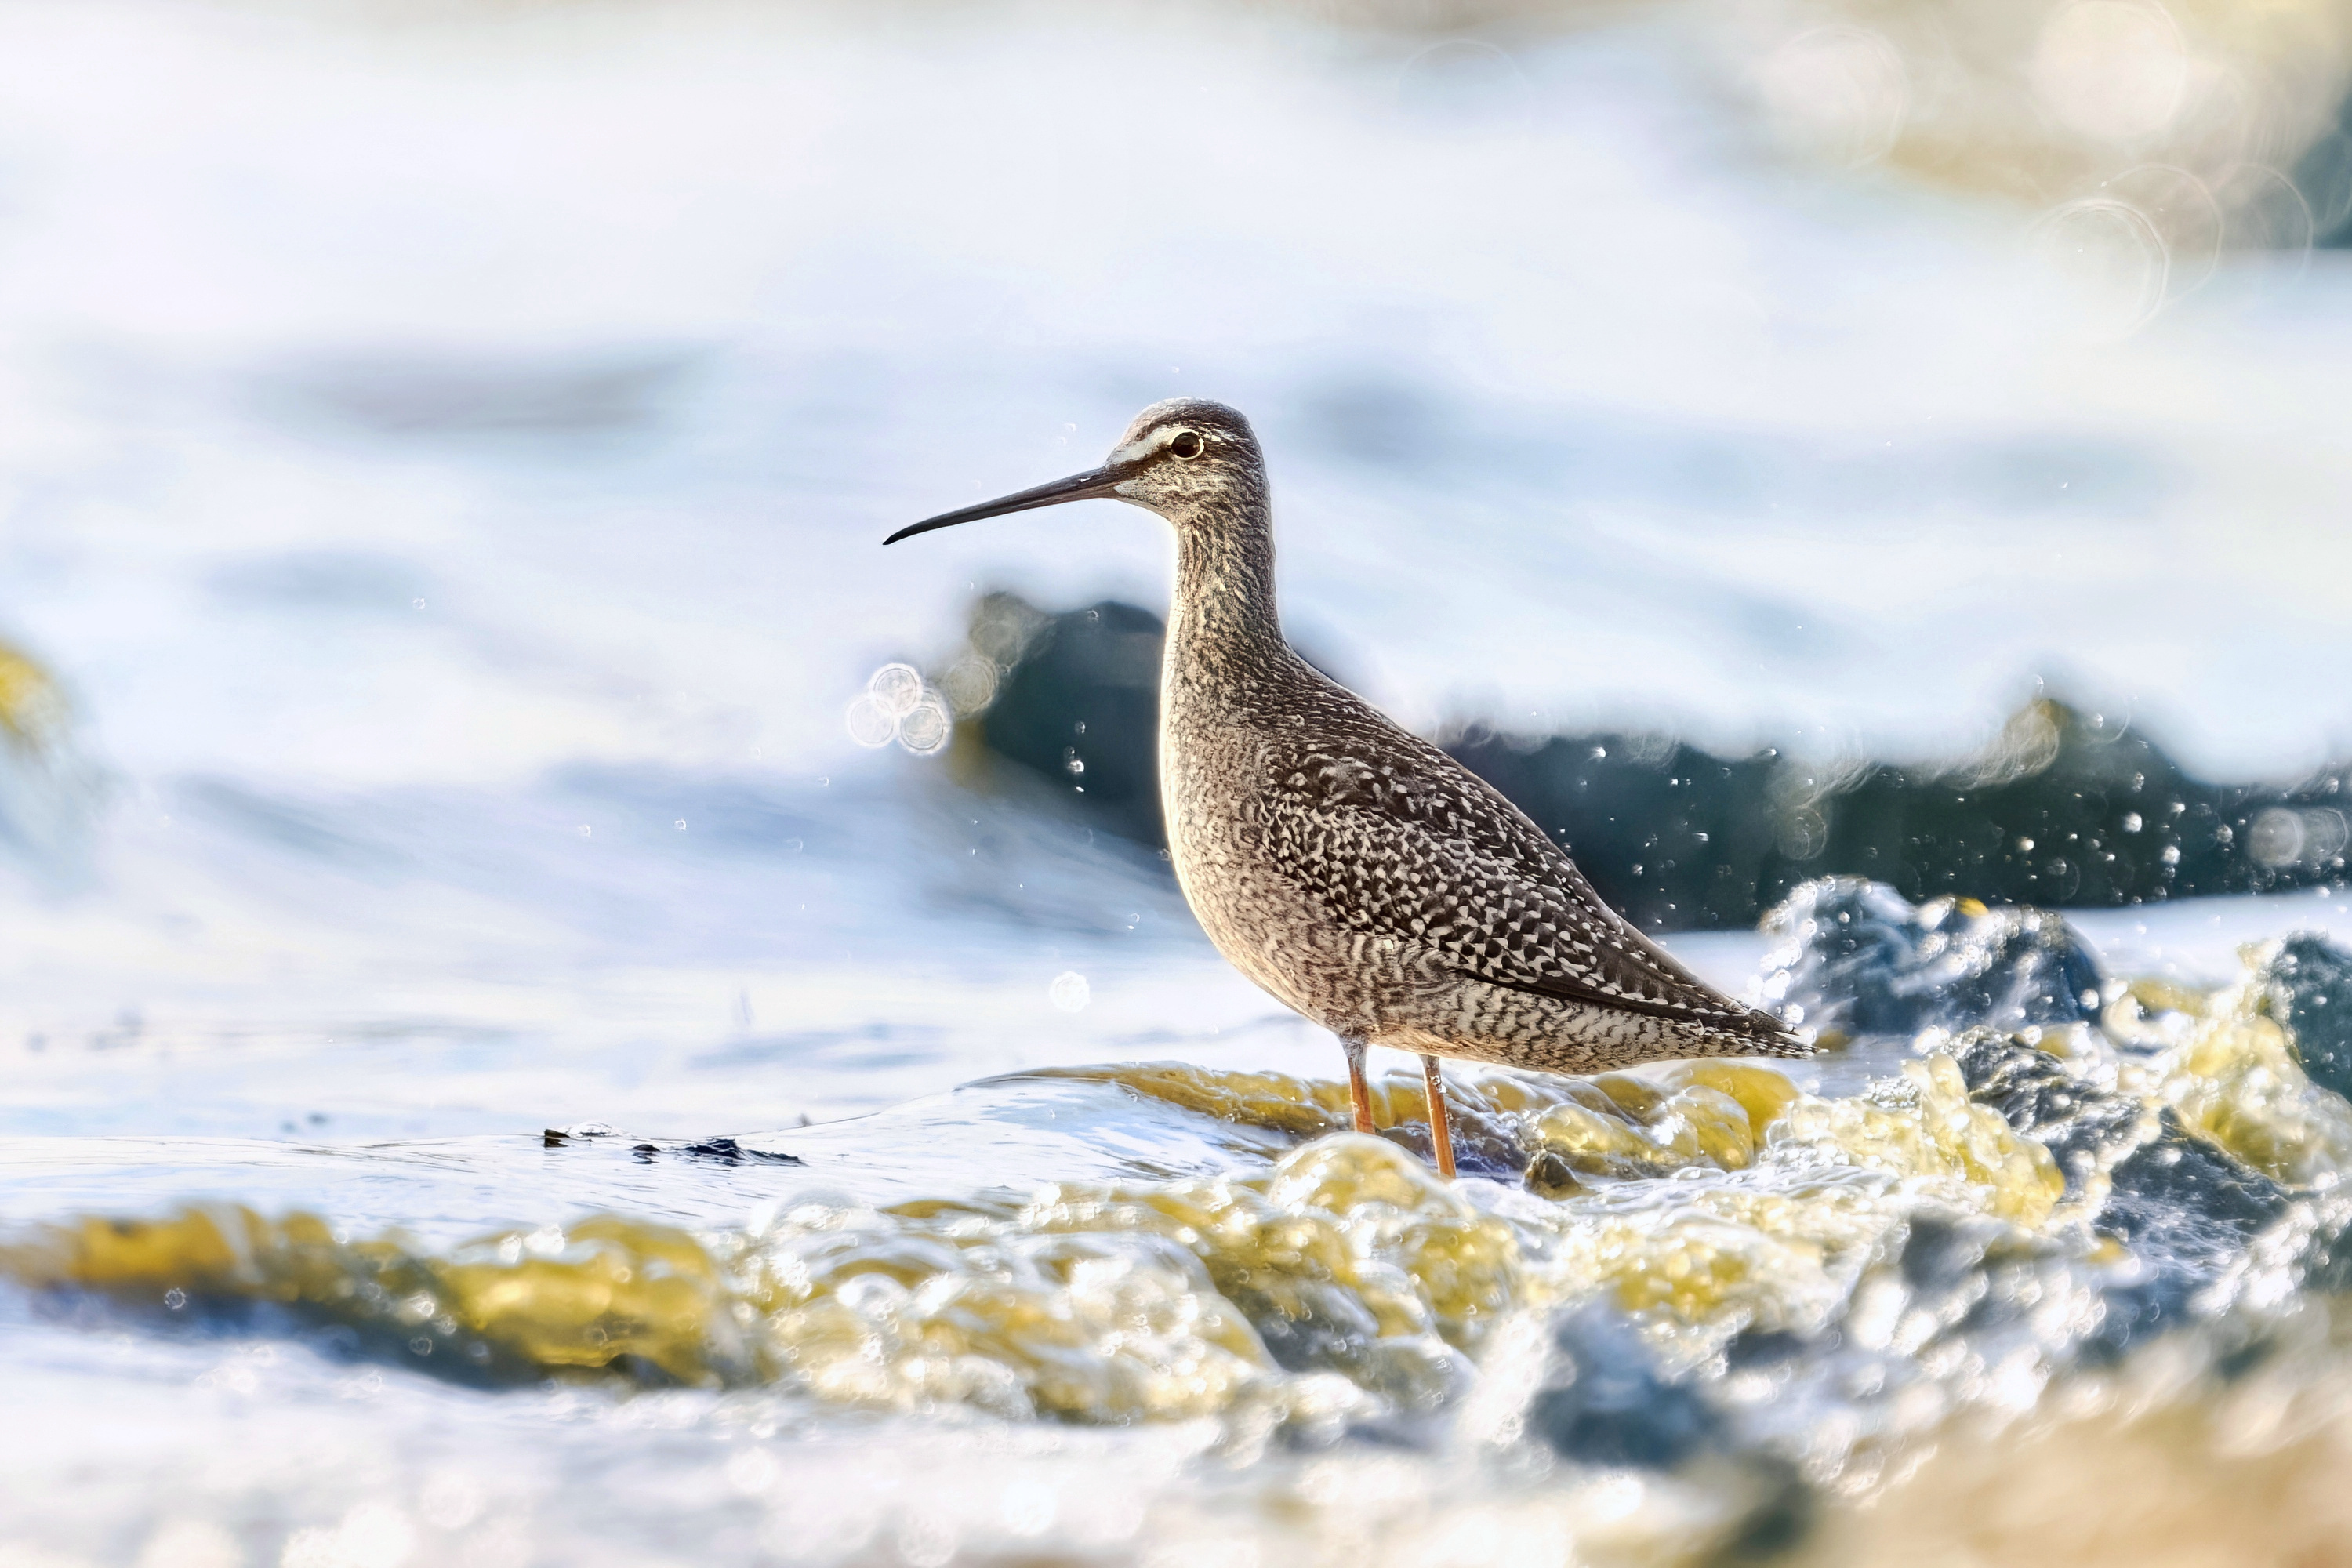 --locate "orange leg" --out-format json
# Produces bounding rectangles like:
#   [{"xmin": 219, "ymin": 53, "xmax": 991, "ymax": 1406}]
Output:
[
  {"xmin": 1341, "ymin": 1036, "xmax": 1375, "ymax": 1134},
  {"xmin": 1421, "ymin": 1054, "xmax": 1457, "ymax": 1179}
]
